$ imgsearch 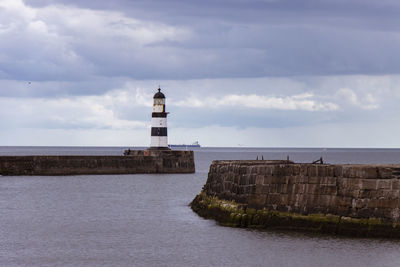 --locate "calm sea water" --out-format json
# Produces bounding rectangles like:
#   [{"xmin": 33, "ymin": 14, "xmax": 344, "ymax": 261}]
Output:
[{"xmin": 1, "ymin": 147, "xmax": 400, "ymax": 267}]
